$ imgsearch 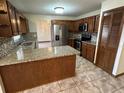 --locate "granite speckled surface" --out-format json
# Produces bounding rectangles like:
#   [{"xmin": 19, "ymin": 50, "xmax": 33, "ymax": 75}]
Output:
[
  {"xmin": 0, "ymin": 46, "xmax": 80, "ymax": 66},
  {"xmin": 82, "ymin": 41, "xmax": 96, "ymax": 46}
]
